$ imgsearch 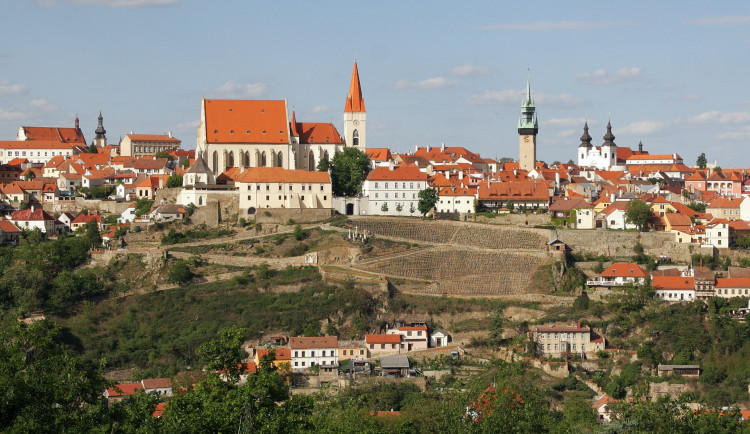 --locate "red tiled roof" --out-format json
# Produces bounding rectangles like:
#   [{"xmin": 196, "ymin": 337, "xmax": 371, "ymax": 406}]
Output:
[
  {"xmin": 289, "ymin": 336, "xmax": 338, "ymax": 349},
  {"xmin": 365, "ymin": 334, "xmax": 402, "ymax": 344},
  {"xmin": 204, "ymin": 99, "xmax": 289, "ymax": 144},
  {"xmin": 477, "ymin": 180, "xmax": 550, "ymax": 201},
  {"xmin": 549, "ymin": 197, "xmax": 593, "ymax": 211},
  {"xmin": 438, "ymin": 186, "xmax": 475, "ymax": 196},
  {"xmin": 295, "ymin": 122, "xmax": 345, "ymax": 144},
  {"xmin": 0, "ymin": 220, "xmax": 20, "ymax": 233},
  {"xmin": 365, "ymin": 148, "xmax": 392, "ymax": 162},
  {"xmin": 235, "ymin": 167, "xmax": 330, "ymax": 184},
  {"xmin": 715, "ymin": 278, "xmax": 750, "ymax": 288},
  {"xmin": 126, "ymin": 134, "xmax": 181, "ymax": 143},
  {"xmin": 11, "ymin": 208, "xmax": 55, "ymax": 222},
  {"xmin": 600, "ymin": 262, "xmax": 648, "ymax": 278},
  {"xmin": 626, "ymin": 154, "xmax": 682, "ymax": 161},
  {"xmin": 398, "ymin": 326, "xmax": 428, "ymax": 331},
  {"xmin": 153, "ymin": 402, "xmax": 167, "ymax": 418},
  {"xmin": 21, "ymin": 126, "xmax": 86, "ymax": 144},
  {"xmin": 106, "ymin": 382, "xmax": 143, "ymax": 398},
  {"xmin": 0, "ymin": 140, "xmax": 75, "ymax": 150},
  {"xmin": 536, "ymin": 325, "xmax": 590, "ymax": 333},
  {"xmin": 367, "ymin": 166, "xmax": 428, "ymax": 182},
  {"xmin": 663, "ymin": 213, "xmax": 692, "ymax": 228},
  {"xmin": 255, "ymin": 348, "xmax": 291, "ymax": 361},
  {"xmin": 707, "ymin": 197, "xmax": 743, "ymax": 209},
  {"xmin": 344, "ymin": 61, "xmax": 366, "ymax": 113},
  {"xmin": 142, "ymin": 378, "xmax": 172, "ymax": 389},
  {"xmin": 71, "ymin": 213, "xmax": 101, "ymax": 225},
  {"xmin": 592, "ymin": 394, "xmax": 617, "ymax": 409},
  {"xmin": 652, "ymin": 276, "xmax": 694, "ymax": 290}
]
